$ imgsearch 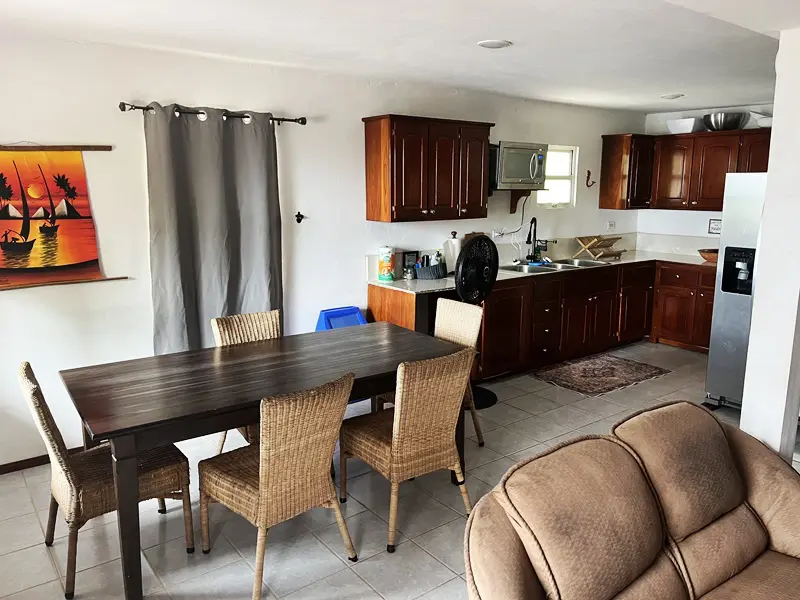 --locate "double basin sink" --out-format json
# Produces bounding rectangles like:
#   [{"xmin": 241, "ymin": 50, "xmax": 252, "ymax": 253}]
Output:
[{"xmin": 500, "ymin": 259, "xmax": 611, "ymax": 275}]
